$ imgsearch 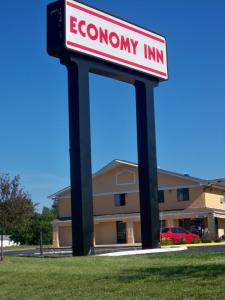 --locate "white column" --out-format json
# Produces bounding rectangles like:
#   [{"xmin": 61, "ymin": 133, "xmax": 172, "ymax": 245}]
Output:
[
  {"xmin": 207, "ymin": 213, "xmax": 216, "ymax": 240},
  {"xmin": 52, "ymin": 223, "xmax": 60, "ymax": 248},
  {"xmin": 167, "ymin": 219, "xmax": 174, "ymax": 227},
  {"xmin": 126, "ymin": 222, "xmax": 135, "ymax": 245}
]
